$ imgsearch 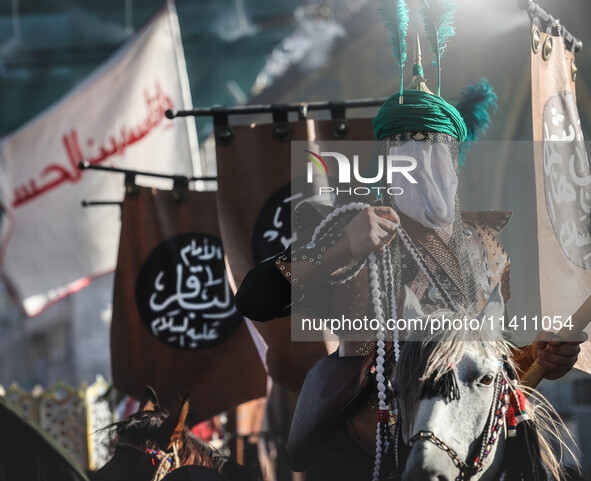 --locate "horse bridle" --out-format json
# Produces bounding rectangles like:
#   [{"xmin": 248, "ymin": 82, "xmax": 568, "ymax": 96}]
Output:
[
  {"xmin": 116, "ymin": 440, "xmax": 181, "ymax": 481},
  {"xmin": 399, "ymin": 371, "xmax": 510, "ymax": 481},
  {"xmin": 390, "ymin": 230, "xmax": 510, "ymax": 480}
]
